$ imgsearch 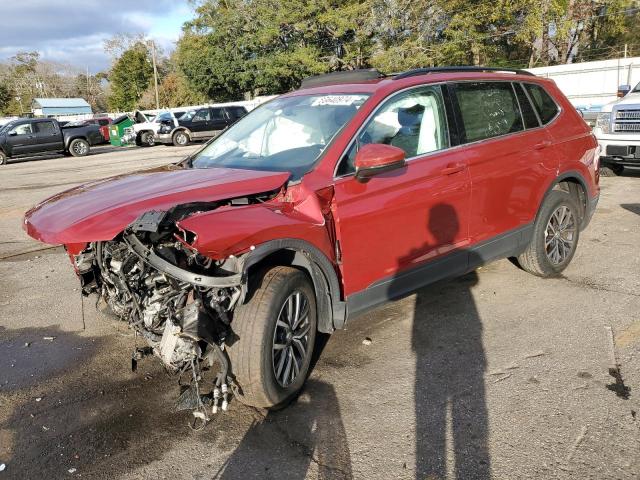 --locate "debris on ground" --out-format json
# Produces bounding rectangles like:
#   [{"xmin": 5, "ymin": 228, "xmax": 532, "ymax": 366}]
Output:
[
  {"xmin": 0, "ymin": 463, "xmax": 5, "ymax": 472},
  {"xmin": 524, "ymin": 351, "xmax": 547, "ymax": 359},
  {"xmin": 493, "ymin": 373, "xmax": 513, "ymax": 383},
  {"xmin": 362, "ymin": 337, "xmax": 372, "ymax": 346},
  {"xmin": 35, "ymin": 397, "xmax": 43, "ymax": 402},
  {"xmin": 43, "ymin": 336, "xmax": 56, "ymax": 341},
  {"xmin": 68, "ymin": 467, "xmax": 77, "ymax": 473},
  {"xmin": 566, "ymin": 425, "xmax": 588, "ymax": 461},
  {"xmin": 605, "ymin": 325, "xmax": 631, "ymax": 399}
]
